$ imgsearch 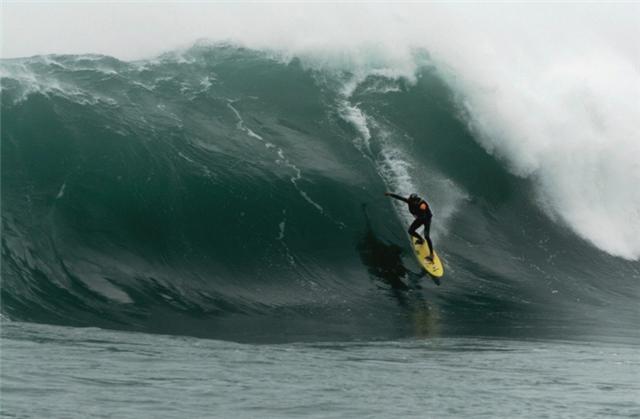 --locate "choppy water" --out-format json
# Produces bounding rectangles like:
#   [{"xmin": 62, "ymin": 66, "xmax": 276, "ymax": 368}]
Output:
[{"xmin": 1, "ymin": 321, "xmax": 638, "ymax": 418}]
